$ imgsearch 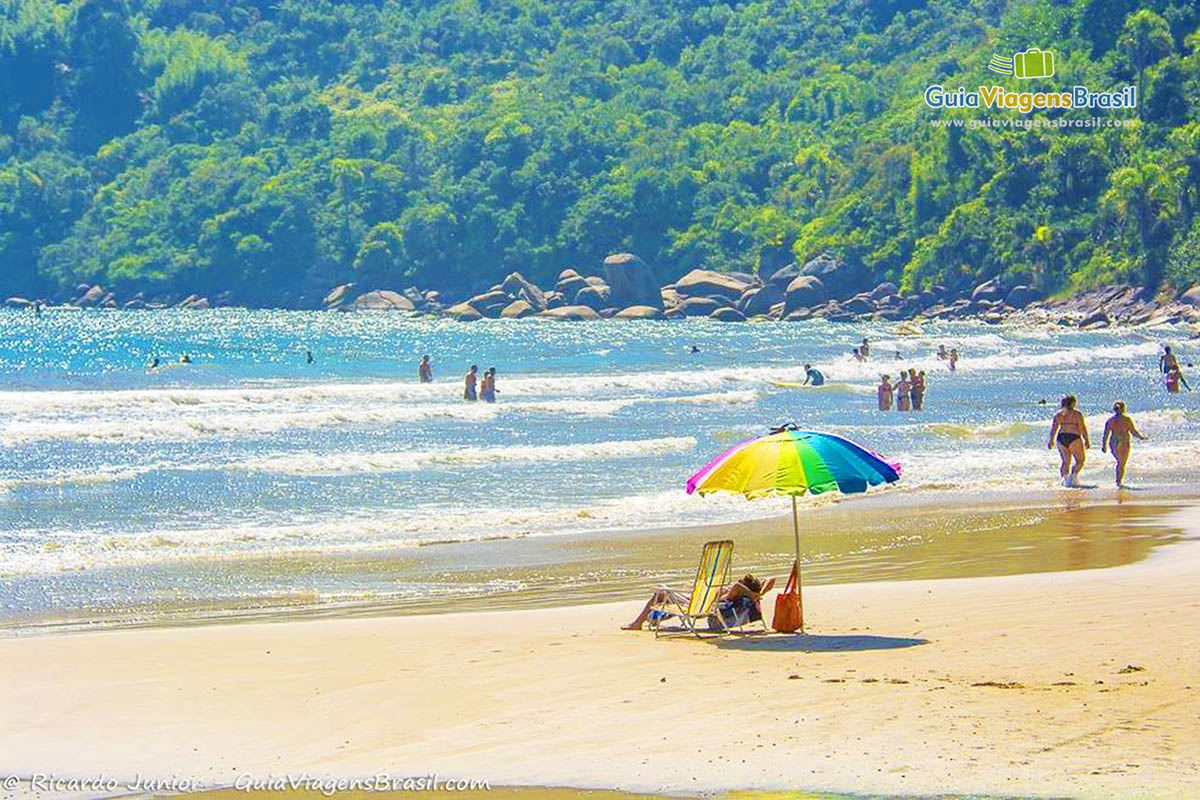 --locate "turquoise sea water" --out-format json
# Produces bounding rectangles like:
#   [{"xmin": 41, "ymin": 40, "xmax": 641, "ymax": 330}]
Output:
[{"xmin": 1, "ymin": 308, "xmax": 1197, "ymax": 627}]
